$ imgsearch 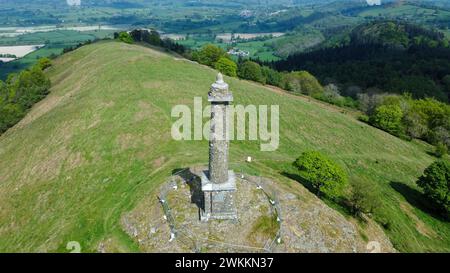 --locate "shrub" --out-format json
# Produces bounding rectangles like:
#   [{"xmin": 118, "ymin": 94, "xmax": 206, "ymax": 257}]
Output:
[
  {"xmin": 215, "ymin": 57, "xmax": 237, "ymax": 77},
  {"xmin": 238, "ymin": 61, "xmax": 265, "ymax": 84},
  {"xmin": 282, "ymin": 71, "xmax": 324, "ymax": 96},
  {"xmin": 0, "ymin": 103, "xmax": 23, "ymax": 133},
  {"xmin": 434, "ymin": 142, "xmax": 448, "ymax": 158},
  {"xmin": 417, "ymin": 160, "xmax": 450, "ymax": 218},
  {"xmin": 37, "ymin": 58, "xmax": 52, "ymax": 70},
  {"xmin": 261, "ymin": 66, "xmax": 282, "ymax": 87},
  {"xmin": 348, "ymin": 180, "xmax": 381, "ymax": 217},
  {"xmin": 370, "ymin": 104, "xmax": 404, "ymax": 136},
  {"xmin": 294, "ymin": 151, "xmax": 348, "ymax": 198},
  {"xmin": 358, "ymin": 114, "xmax": 370, "ymax": 123}
]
